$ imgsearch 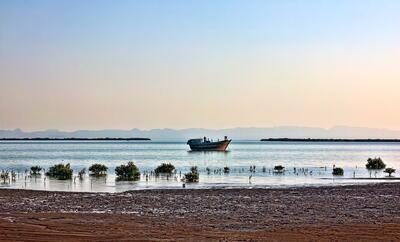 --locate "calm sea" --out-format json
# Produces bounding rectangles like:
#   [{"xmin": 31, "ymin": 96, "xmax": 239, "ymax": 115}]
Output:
[{"xmin": 0, "ymin": 140, "xmax": 399, "ymax": 192}]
